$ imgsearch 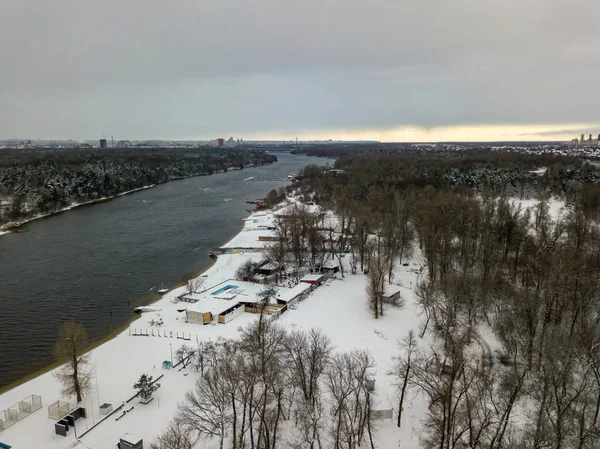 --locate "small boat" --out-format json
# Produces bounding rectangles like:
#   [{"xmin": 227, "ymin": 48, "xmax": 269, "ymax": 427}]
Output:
[
  {"xmin": 151, "ymin": 283, "xmax": 168, "ymax": 294},
  {"xmin": 134, "ymin": 306, "xmax": 161, "ymax": 314},
  {"xmin": 208, "ymin": 251, "xmax": 218, "ymax": 258},
  {"xmin": 287, "ymin": 173, "xmax": 297, "ymax": 180},
  {"xmin": 244, "ymin": 176, "xmax": 255, "ymax": 181}
]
